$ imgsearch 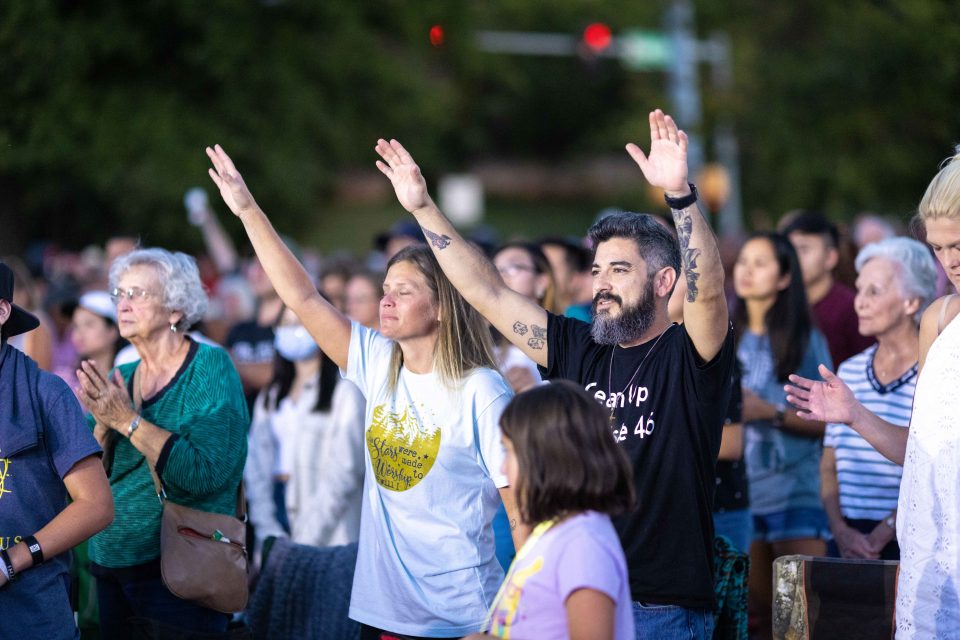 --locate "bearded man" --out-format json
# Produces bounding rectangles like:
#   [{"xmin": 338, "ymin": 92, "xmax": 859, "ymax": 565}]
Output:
[{"xmin": 374, "ymin": 109, "xmax": 735, "ymax": 639}]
